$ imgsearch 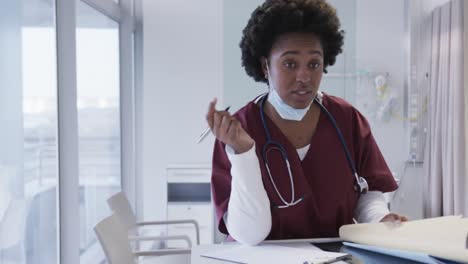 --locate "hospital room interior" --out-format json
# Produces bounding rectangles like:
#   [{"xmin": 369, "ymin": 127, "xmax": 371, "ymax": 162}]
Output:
[{"xmin": 0, "ymin": 0, "xmax": 467, "ymax": 263}]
